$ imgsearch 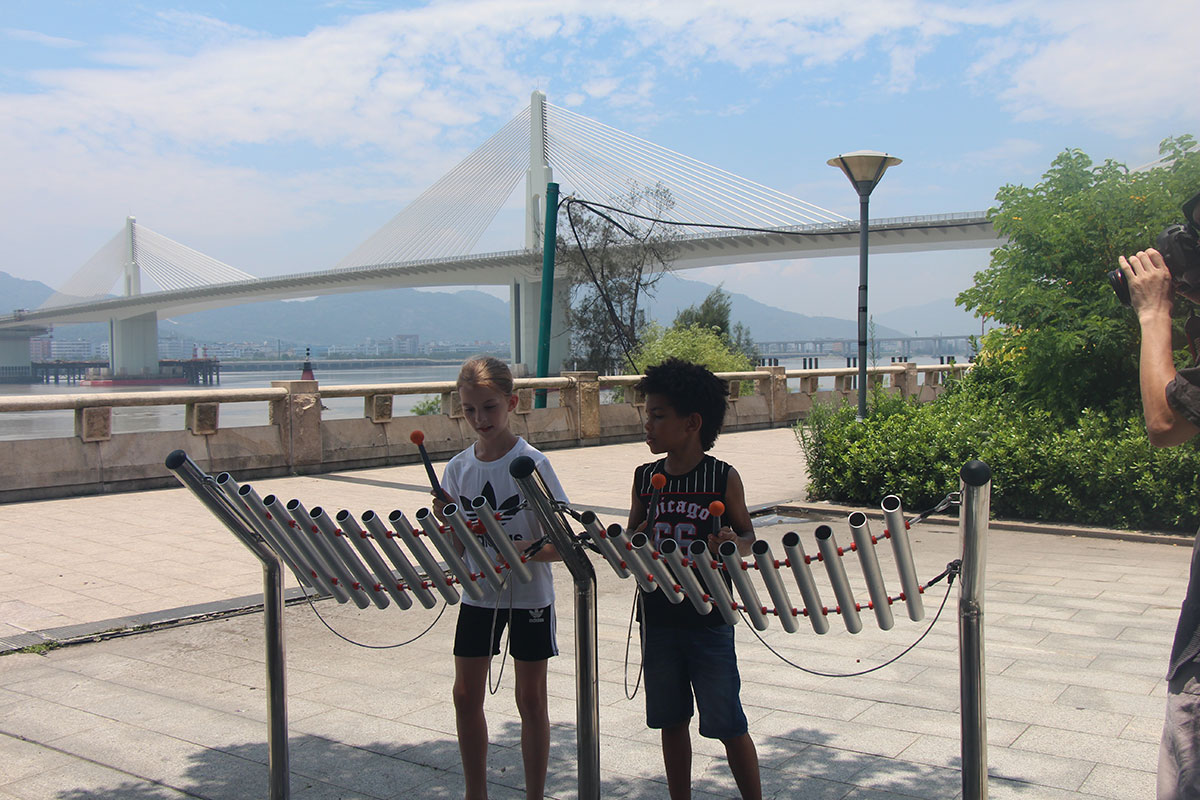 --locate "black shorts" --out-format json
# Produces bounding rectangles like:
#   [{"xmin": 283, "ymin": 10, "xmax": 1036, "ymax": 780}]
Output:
[{"xmin": 453, "ymin": 603, "xmax": 558, "ymax": 662}]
